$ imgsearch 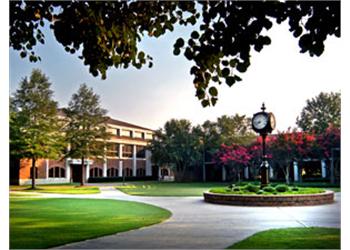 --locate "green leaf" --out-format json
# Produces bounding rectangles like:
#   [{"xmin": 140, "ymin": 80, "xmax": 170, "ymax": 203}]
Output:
[
  {"xmin": 201, "ymin": 99, "xmax": 210, "ymax": 107},
  {"xmin": 173, "ymin": 47, "xmax": 181, "ymax": 56},
  {"xmin": 208, "ymin": 86, "xmax": 218, "ymax": 96},
  {"xmin": 225, "ymin": 76, "xmax": 236, "ymax": 87},
  {"xmin": 191, "ymin": 31, "xmax": 199, "ymax": 39},
  {"xmin": 222, "ymin": 68, "xmax": 230, "ymax": 77},
  {"xmin": 175, "ymin": 38, "xmax": 185, "ymax": 48}
]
